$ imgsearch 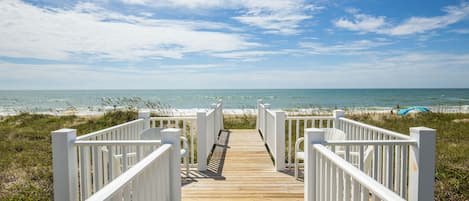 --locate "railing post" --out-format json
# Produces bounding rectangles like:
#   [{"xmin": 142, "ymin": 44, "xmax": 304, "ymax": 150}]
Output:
[
  {"xmin": 138, "ymin": 110, "xmax": 151, "ymax": 129},
  {"xmin": 211, "ymin": 103, "xmax": 218, "ymax": 138},
  {"xmin": 197, "ymin": 112, "xmax": 207, "ymax": 171},
  {"xmin": 162, "ymin": 128, "xmax": 182, "ymax": 201},
  {"xmin": 408, "ymin": 127, "xmax": 436, "ymax": 201},
  {"xmin": 263, "ymin": 104, "xmax": 270, "ymax": 143},
  {"xmin": 274, "ymin": 111, "xmax": 286, "ymax": 171},
  {"xmin": 333, "ymin": 110, "xmax": 345, "ymax": 130},
  {"xmin": 256, "ymin": 99, "xmax": 263, "ymax": 130},
  {"xmin": 304, "ymin": 128, "xmax": 325, "ymax": 201},
  {"xmin": 218, "ymin": 99, "xmax": 224, "ymax": 130},
  {"xmin": 52, "ymin": 128, "xmax": 78, "ymax": 201}
]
